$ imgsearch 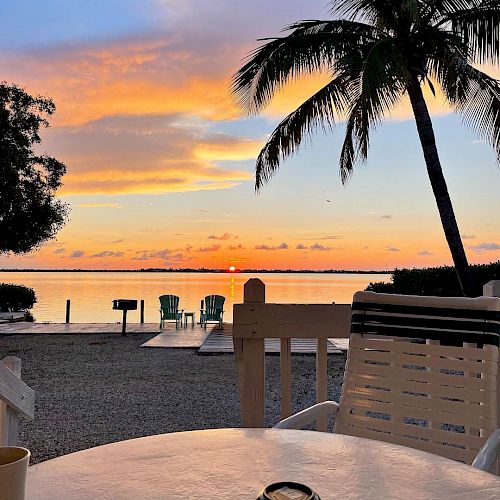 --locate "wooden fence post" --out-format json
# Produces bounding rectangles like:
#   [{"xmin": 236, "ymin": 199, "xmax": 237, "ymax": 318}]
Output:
[
  {"xmin": 65, "ymin": 299, "xmax": 71, "ymax": 323},
  {"xmin": 234, "ymin": 278, "xmax": 266, "ymax": 427},
  {"xmin": 140, "ymin": 300, "xmax": 145, "ymax": 324}
]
